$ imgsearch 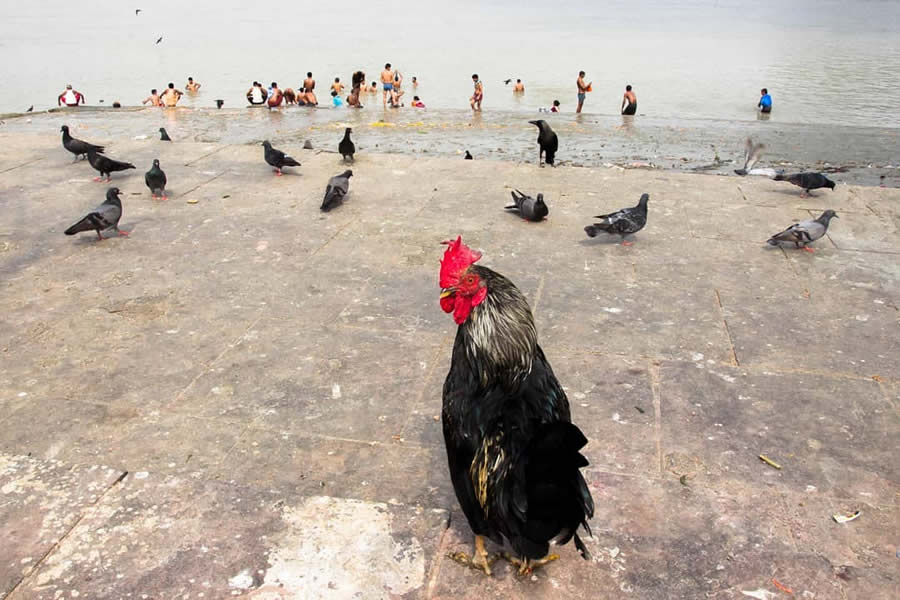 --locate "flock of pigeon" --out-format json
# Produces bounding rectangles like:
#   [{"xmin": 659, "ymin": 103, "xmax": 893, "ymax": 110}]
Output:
[{"xmin": 60, "ymin": 120, "xmax": 838, "ymax": 251}]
